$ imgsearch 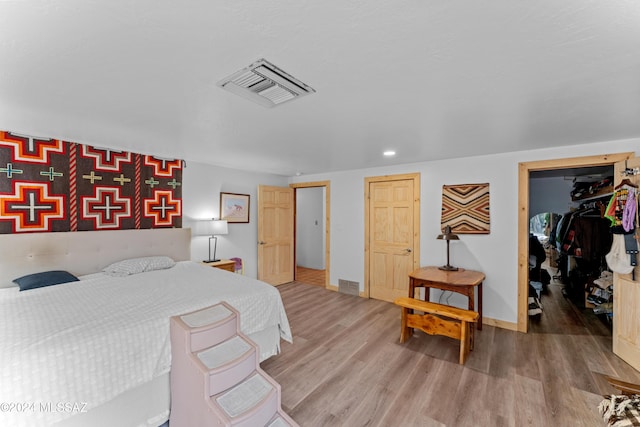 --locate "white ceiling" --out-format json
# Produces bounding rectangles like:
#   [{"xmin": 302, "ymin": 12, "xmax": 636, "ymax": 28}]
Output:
[{"xmin": 1, "ymin": 1, "xmax": 639, "ymax": 176}]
